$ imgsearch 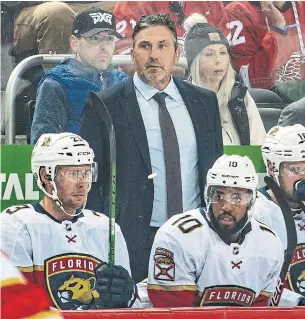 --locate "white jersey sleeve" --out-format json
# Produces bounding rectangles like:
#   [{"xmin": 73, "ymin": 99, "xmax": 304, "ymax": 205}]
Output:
[
  {"xmin": 149, "ymin": 229, "xmax": 198, "ymax": 289},
  {"xmin": 259, "ymin": 239, "xmax": 283, "ymax": 295},
  {"xmin": 148, "ymin": 211, "xmax": 208, "ymax": 289},
  {"xmin": 0, "ymin": 251, "xmax": 26, "ymax": 283},
  {"xmin": 254, "ymin": 192, "xmax": 287, "ymax": 249},
  {"xmin": 0, "ymin": 205, "xmax": 34, "ymax": 272},
  {"xmin": 147, "ymin": 210, "xmax": 209, "ymax": 307}
]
